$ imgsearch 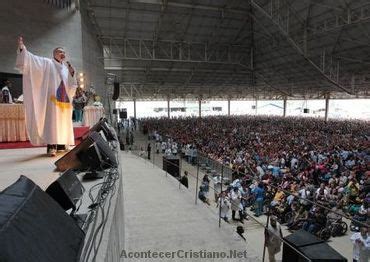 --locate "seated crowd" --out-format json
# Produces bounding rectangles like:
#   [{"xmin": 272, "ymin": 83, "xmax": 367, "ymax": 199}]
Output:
[
  {"xmin": 142, "ymin": 116, "xmax": 370, "ymax": 233},
  {"xmin": 142, "ymin": 115, "xmax": 370, "ymax": 235}
]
